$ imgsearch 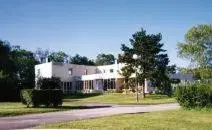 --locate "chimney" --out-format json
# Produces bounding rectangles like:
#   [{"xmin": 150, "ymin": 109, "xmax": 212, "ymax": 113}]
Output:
[
  {"xmin": 45, "ymin": 57, "xmax": 49, "ymax": 63},
  {"xmin": 115, "ymin": 60, "xmax": 118, "ymax": 64}
]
